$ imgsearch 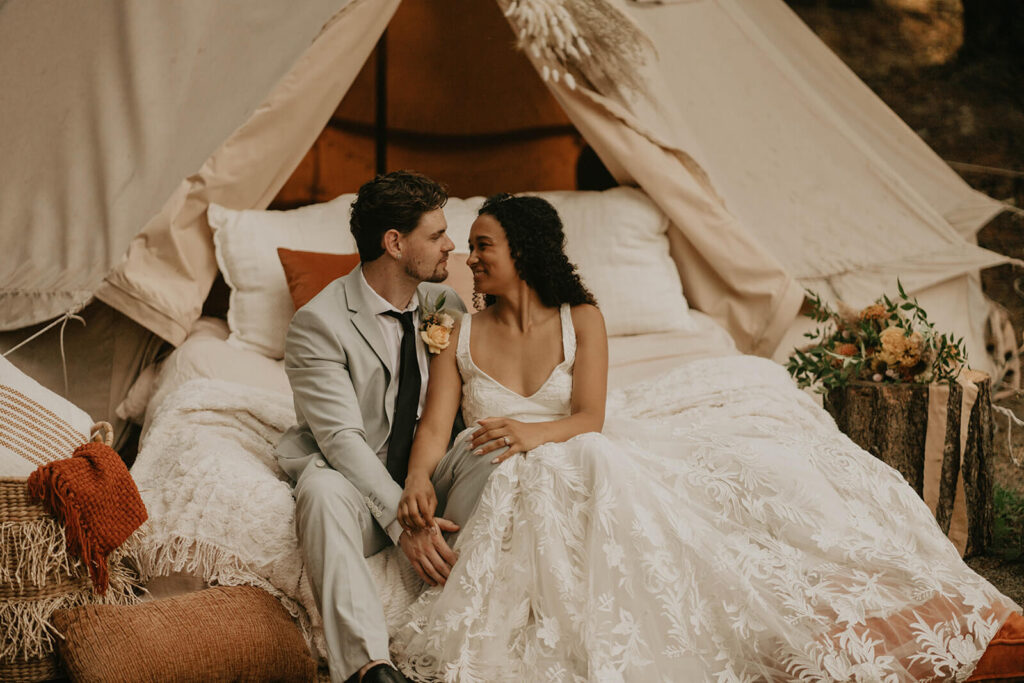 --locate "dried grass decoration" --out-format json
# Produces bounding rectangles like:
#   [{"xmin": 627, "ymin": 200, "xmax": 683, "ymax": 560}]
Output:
[
  {"xmin": 787, "ymin": 281, "xmax": 967, "ymax": 392},
  {"xmin": 499, "ymin": 0, "xmax": 655, "ymax": 98}
]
